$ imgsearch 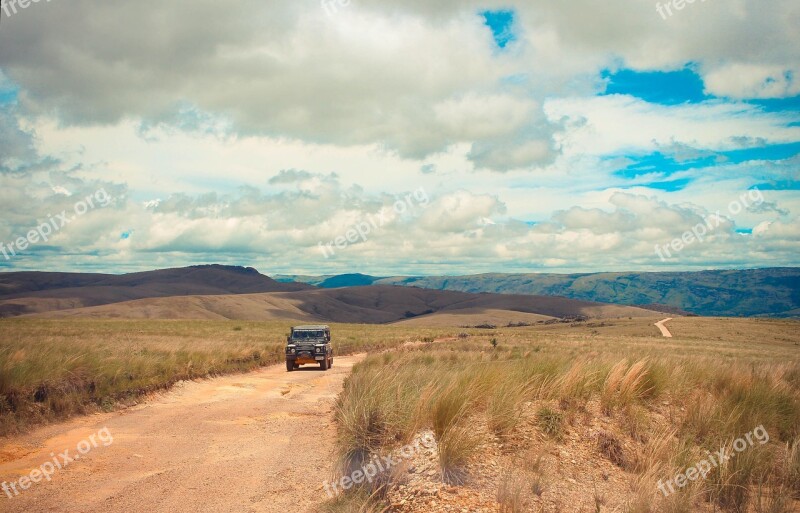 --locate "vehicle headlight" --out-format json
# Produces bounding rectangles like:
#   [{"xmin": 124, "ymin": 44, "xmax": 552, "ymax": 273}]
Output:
[{"xmin": 316, "ymin": 346, "xmax": 324, "ymax": 353}]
